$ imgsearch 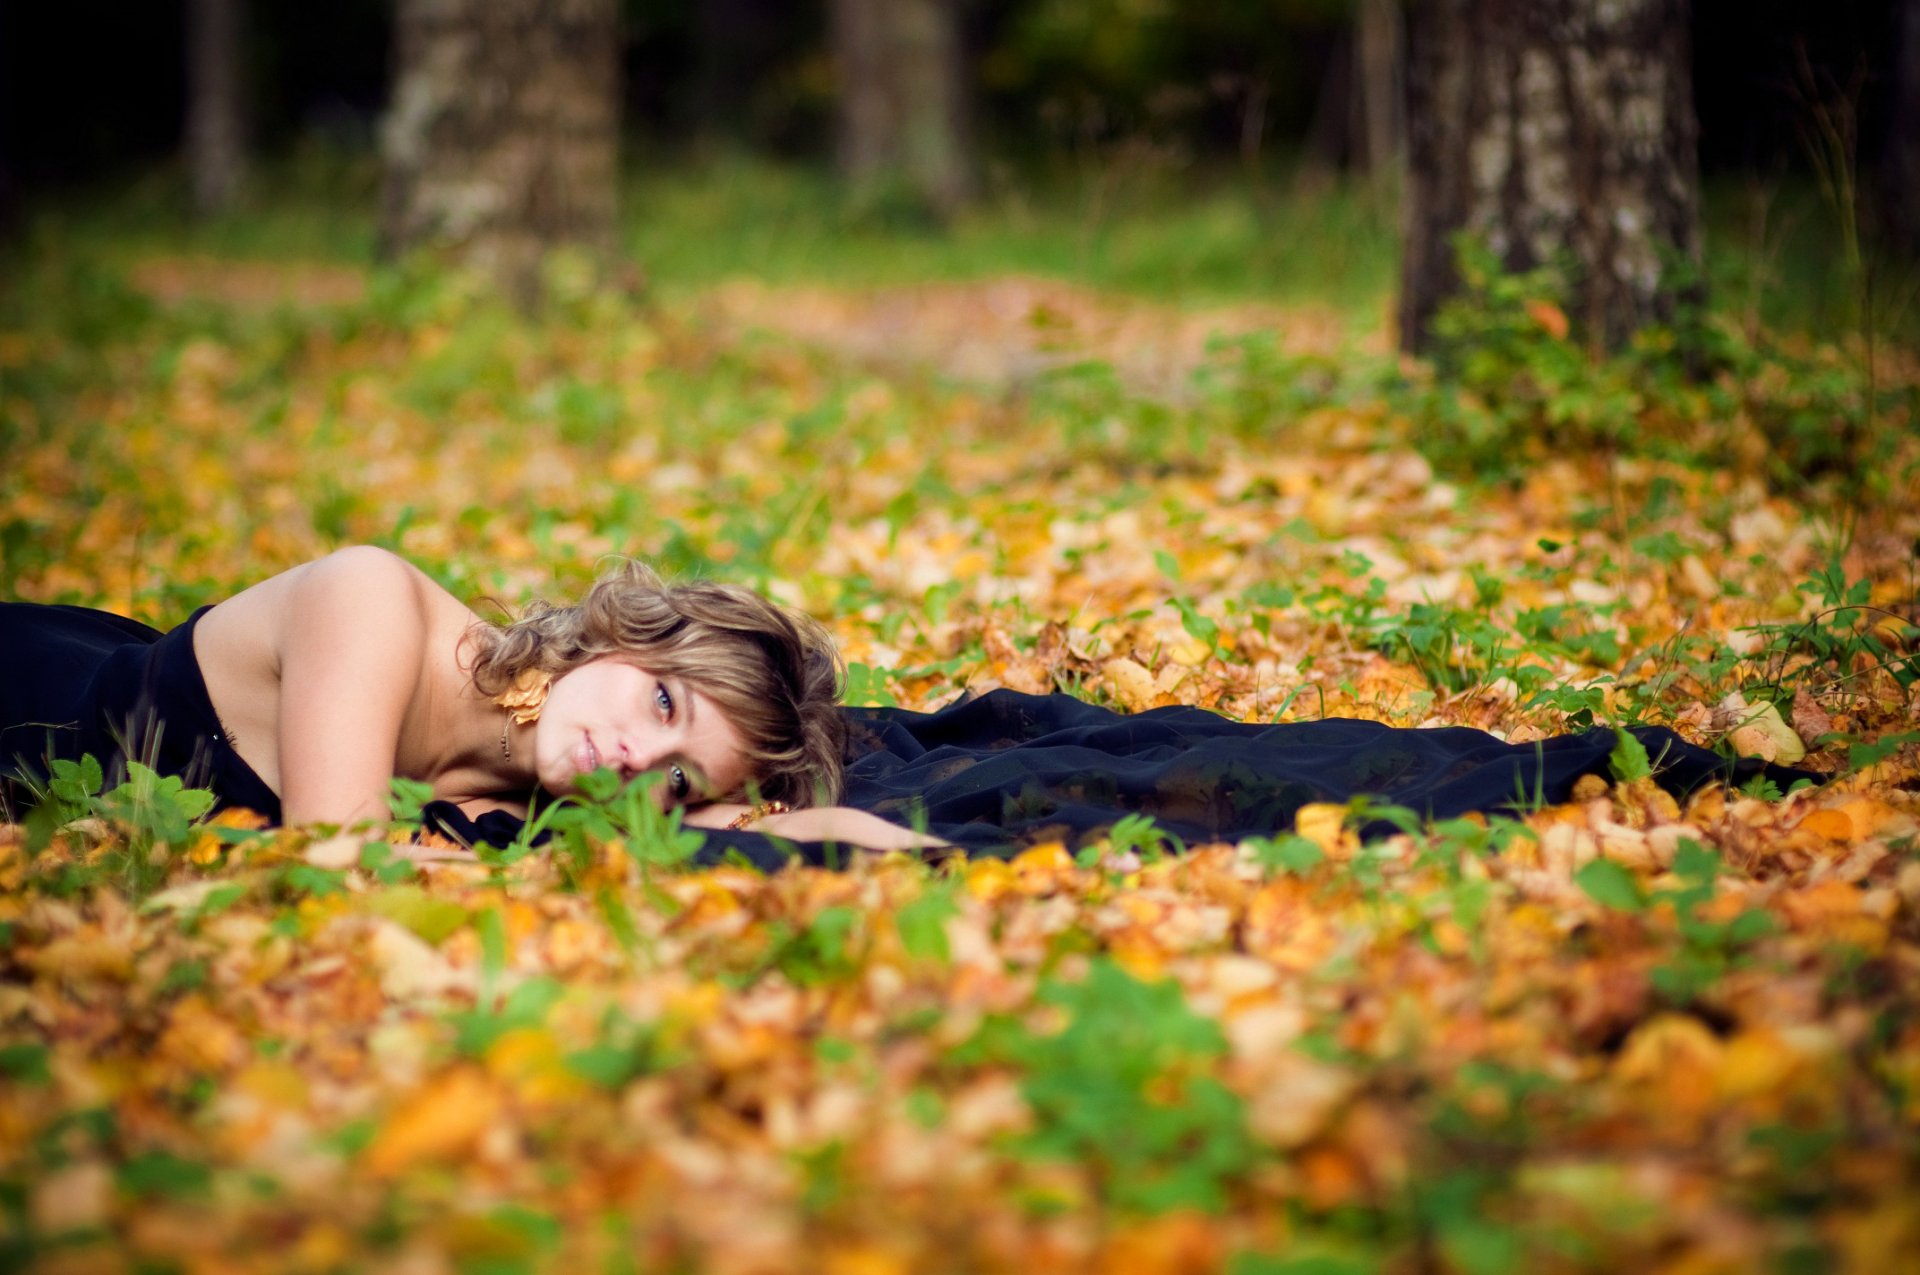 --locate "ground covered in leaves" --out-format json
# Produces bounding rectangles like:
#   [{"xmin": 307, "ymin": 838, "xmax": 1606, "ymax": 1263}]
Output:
[{"xmin": 3, "ymin": 212, "xmax": 1920, "ymax": 1273}]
